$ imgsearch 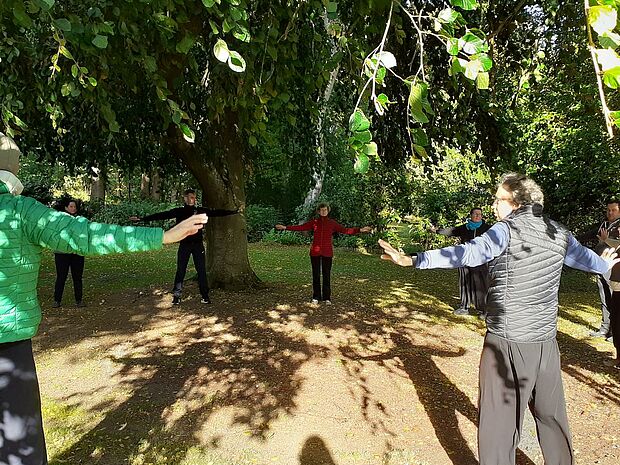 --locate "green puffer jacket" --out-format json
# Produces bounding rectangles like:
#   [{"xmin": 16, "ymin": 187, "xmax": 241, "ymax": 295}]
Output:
[{"xmin": 0, "ymin": 177, "xmax": 164, "ymax": 344}]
